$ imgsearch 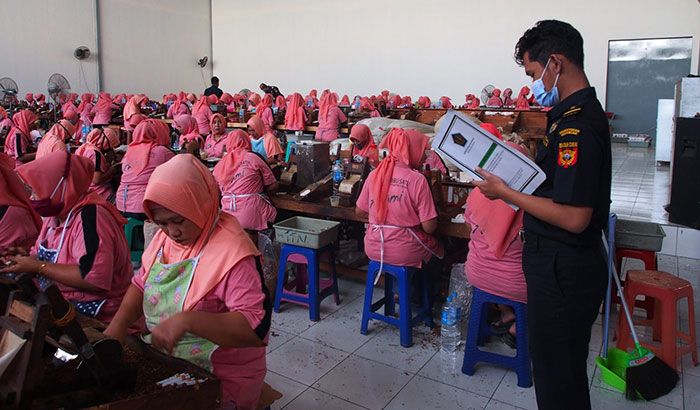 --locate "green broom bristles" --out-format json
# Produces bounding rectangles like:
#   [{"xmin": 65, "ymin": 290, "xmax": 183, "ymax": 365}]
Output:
[{"xmin": 625, "ymin": 348, "xmax": 679, "ymax": 401}]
